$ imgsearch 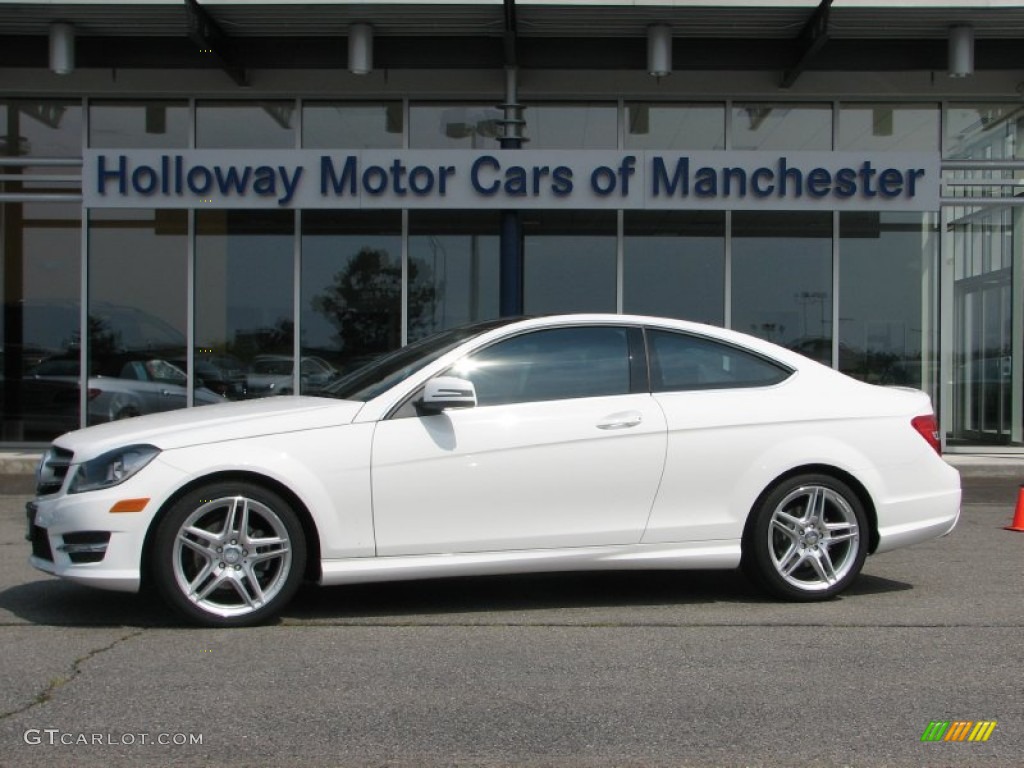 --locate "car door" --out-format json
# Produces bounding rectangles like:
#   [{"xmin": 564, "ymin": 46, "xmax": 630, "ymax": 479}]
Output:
[
  {"xmin": 640, "ymin": 328, "xmax": 796, "ymax": 544},
  {"xmin": 371, "ymin": 325, "xmax": 668, "ymax": 556}
]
